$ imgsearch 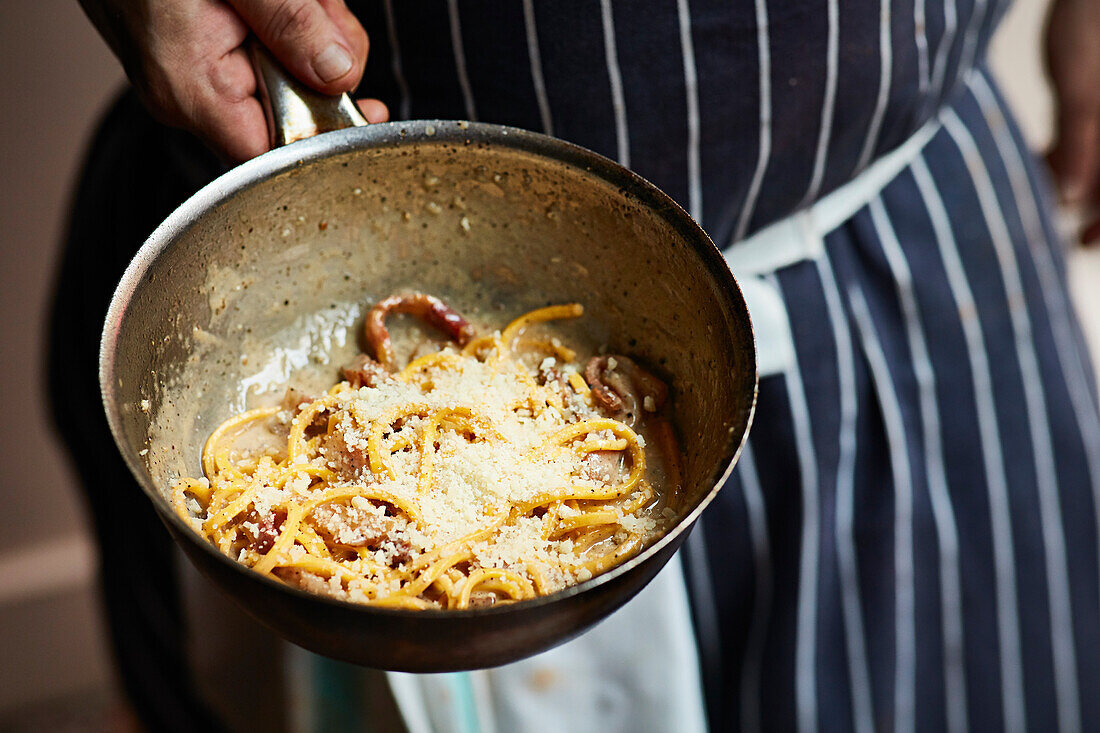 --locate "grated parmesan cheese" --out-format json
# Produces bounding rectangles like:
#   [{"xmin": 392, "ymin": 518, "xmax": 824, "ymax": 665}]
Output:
[
  {"xmin": 179, "ymin": 306, "xmax": 677, "ymax": 607},
  {"xmin": 319, "ymin": 356, "xmax": 600, "ymax": 551}
]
